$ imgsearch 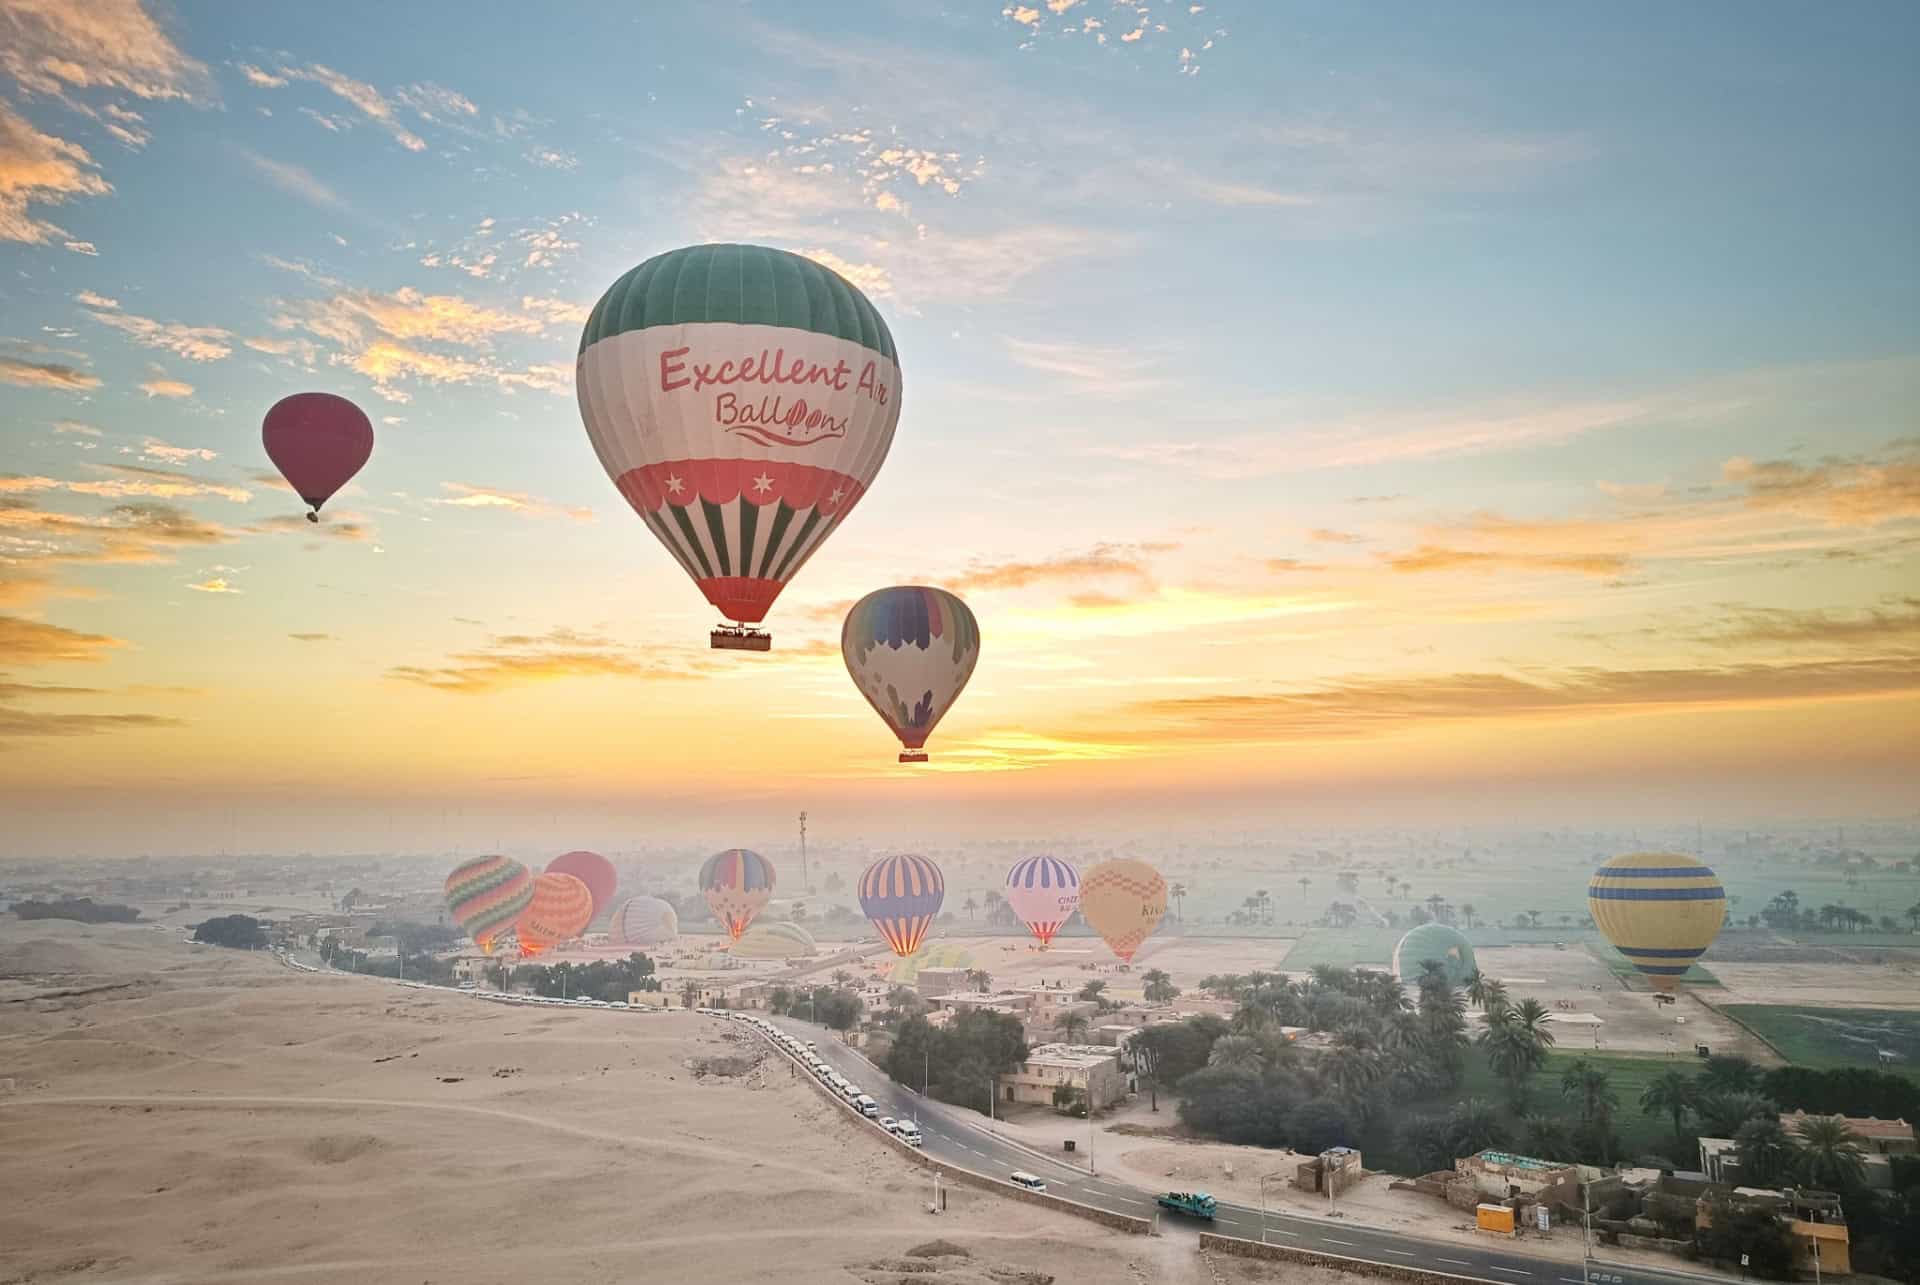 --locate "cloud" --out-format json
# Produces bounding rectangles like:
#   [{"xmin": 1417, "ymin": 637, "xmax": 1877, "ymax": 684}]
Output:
[
  {"xmin": 298, "ymin": 285, "xmax": 545, "ymax": 347},
  {"xmin": 278, "ymin": 286, "xmax": 571, "ymax": 400},
  {"xmin": 948, "ymin": 541, "xmax": 1175, "ymax": 593},
  {"xmin": 387, "ymin": 627, "xmax": 703, "ymax": 694},
  {"xmin": 185, "ymin": 576, "xmax": 239, "ymax": 593},
  {"xmin": 238, "ymin": 63, "xmax": 288, "ymax": 89},
  {"xmin": 526, "ymin": 146, "xmax": 577, "ymax": 170},
  {"xmin": 395, "ymin": 82, "xmax": 478, "ymax": 123},
  {"xmin": 799, "ymin": 249, "xmax": 892, "ymax": 298},
  {"xmin": 250, "ymin": 511, "xmax": 370, "ymax": 541},
  {"xmin": 1697, "ymin": 599, "xmax": 1920, "ymax": 651},
  {"xmin": 277, "ymin": 63, "xmax": 427, "ymax": 151},
  {"xmin": 1384, "ymin": 545, "xmax": 1632, "ymax": 578},
  {"xmin": 1725, "ymin": 449, "xmax": 1920, "ymax": 527},
  {"xmin": 78, "ymin": 293, "xmax": 234, "ymax": 361},
  {"xmin": 138, "ymin": 376, "xmax": 192, "ymax": 398},
  {"xmin": 0, "ymin": 355, "xmax": 101, "ymax": 390},
  {"xmin": 137, "ymin": 436, "xmax": 216, "ymax": 464},
  {"xmin": 0, "ymin": 100, "xmax": 114, "ymax": 244},
  {"xmin": 1308, "ymin": 528, "xmax": 1364, "ymax": 545},
  {"xmin": 518, "ymin": 295, "xmax": 590, "ymax": 327},
  {"xmin": 0, "ymin": 463, "xmax": 248, "ymax": 504},
  {"xmin": 288, "ymin": 632, "xmax": 334, "ymax": 642},
  {"xmin": 0, "ymin": 0, "xmax": 211, "ymax": 103},
  {"xmin": 1115, "ymin": 656, "xmax": 1920, "ymax": 746},
  {"xmin": 63, "ymin": 238, "xmax": 96, "ymax": 254},
  {"xmin": 52, "ymin": 420, "xmax": 101, "ymax": 437},
  {"xmin": 1002, "ymin": 337, "xmax": 1164, "ymax": 396},
  {"xmin": 0, "ymin": 703, "xmax": 182, "ymax": 739},
  {"xmin": 431, "ymin": 482, "xmax": 592, "ymax": 521},
  {"xmin": 236, "ymin": 146, "xmax": 349, "ymax": 213},
  {"xmin": 0, "ymin": 613, "xmax": 122, "ymax": 663}
]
